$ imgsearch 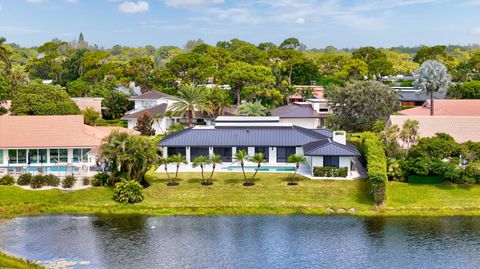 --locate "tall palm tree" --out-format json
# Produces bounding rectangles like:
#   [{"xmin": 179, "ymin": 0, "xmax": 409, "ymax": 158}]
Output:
[
  {"xmin": 192, "ymin": 155, "xmax": 210, "ymax": 185},
  {"xmin": 287, "ymin": 154, "xmax": 308, "ymax": 185},
  {"xmin": 169, "ymin": 153, "xmax": 187, "ymax": 186},
  {"xmin": 234, "ymin": 150, "xmax": 248, "ymax": 184},
  {"xmin": 248, "ymin": 152, "xmax": 266, "ymax": 186},
  {"xmin": 208, "ymin": 154, "xmax": 223, "ymax": 185},
  {"xmin": 399, "ymin": 119, "xmax": 419, "ymax": 150},
  {"xmin": 236, "ymin": 101, "xmax": 268, "ymax": 116},
  {"xmin": 413, "ymin": 60, "xmax": 451, "ymax": 116},
  {"xmin": 207, "ymin": 86, "xmax": 232, "ymax": 116},
  {"xmin": 0, "ymin": 37, "xmax": 12, "ymax": 74},
  {"xmin": 159, "ymin": 156, "xmax": 172, "ymax": 184},
  {"xmin": 169, "ymin": 83, "xmax": 212, "ymax": 127}
]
